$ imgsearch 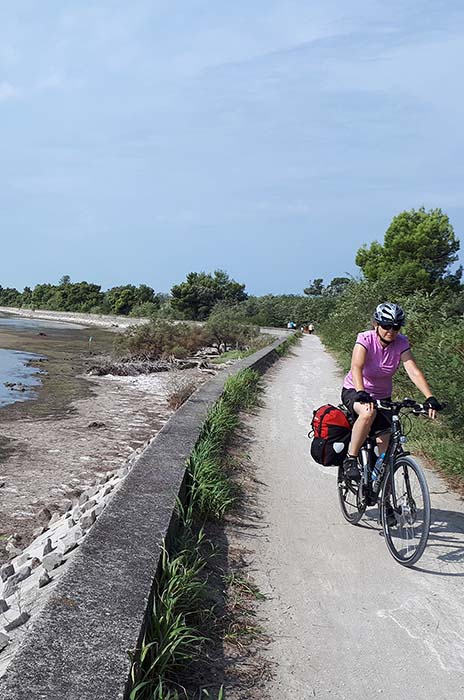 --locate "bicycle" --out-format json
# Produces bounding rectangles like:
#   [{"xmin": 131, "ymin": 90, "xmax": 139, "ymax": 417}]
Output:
[{"xmin": 337, "ymin": 398, "xmax": 442, "ymax": 567}]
